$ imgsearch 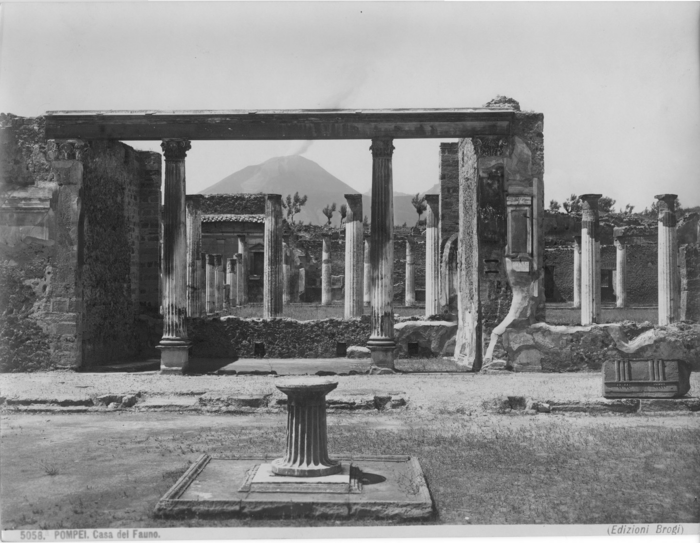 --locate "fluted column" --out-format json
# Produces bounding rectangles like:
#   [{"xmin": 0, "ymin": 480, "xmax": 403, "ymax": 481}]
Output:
[
  {"xmin": 227, "ymin": 258, "xmax": 236, "ymax": 308},
  {"xmin": 363, "ymin": 237, "xmax": 371, "ymax": 306},
  {"xmin": 214, "ymin": 254, "xmax": 223, "ymax": 313},
  {"xmin": 237, "ymin": 235, "xmax": 248, "ymax": 306},
  {"xmin": 235, "ymin": 253, "xmax": 245, "ymax": 307},
  {"xmin": 368, "ymin": 138, "xmax": 396, "ymax": 369},
  {"xmin": 405, "ymin": 239, "xmax": 415, "ymax": 307},
  {"xmin": 656, "ymin": 194, "xmax": 679, "ymax": 325},
  {"xmin": 158, "ymin": 139, "xmax": 191, "ymax": 373},
  {"xmin": 573, "ymin": 236, "xmax": 581, "ymax": 308},
  {"xmin": 321, "ymin": 233, "xmax": 332, "ymax": 306},
  {"xmin": 272, "ymin": 380, "xmax": 341, "ymax": 477},
  {"xmin": 614, "ymin": 238, "xmax": 627, "ymax": 309},
  {"xmin": 425, "ymin": 194, "xmax": 440, "ymax": 317},
  {"xmin": 580, "ymin": 194, "xmax": 601, "ymax": 325},
  {"xmin": 185, "ymin": 200, "xmax": 202, "ymax": 318},
  {"xmin": 206, "ymin": 254, "xmax": 216, "ymax": 315},
  {"xmin": 264, "ymin": 194, "xmax": 283, "ymax": 318},
  {"xmin": 283, "ymin": 242, "xmax": 291, "ymax": 305},
  {"xmin": 344, "ymin": 194, "xmax": 364, "ymax": 318}
]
